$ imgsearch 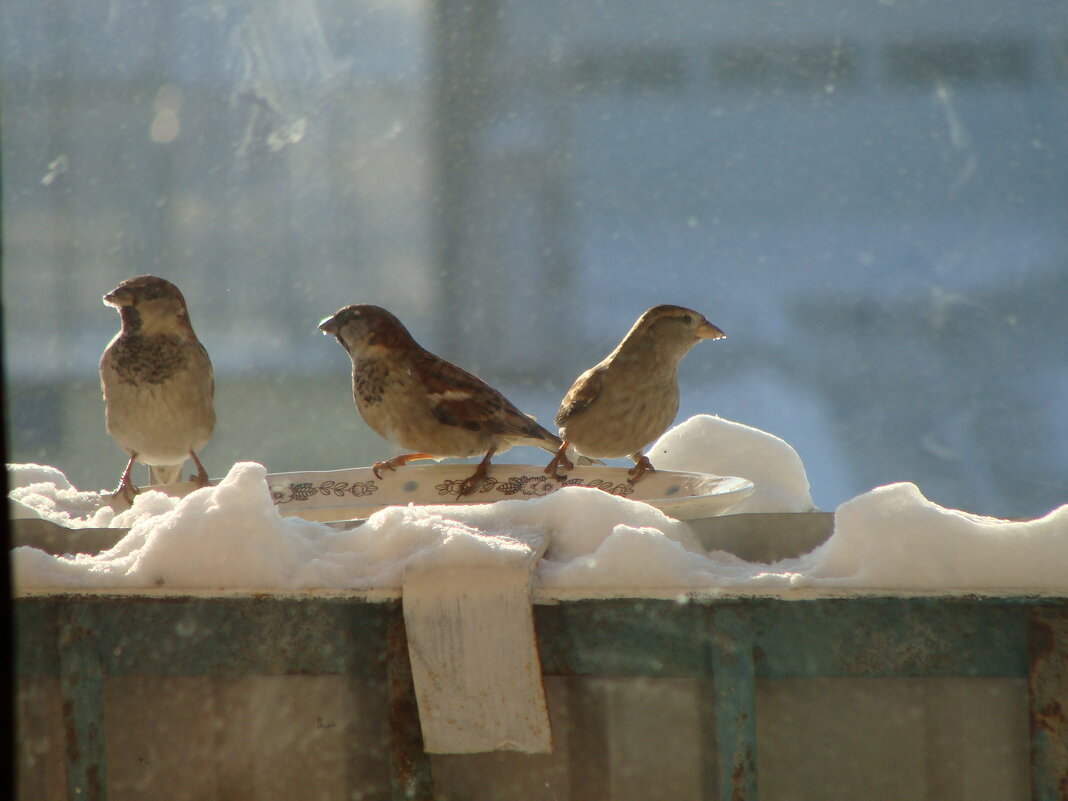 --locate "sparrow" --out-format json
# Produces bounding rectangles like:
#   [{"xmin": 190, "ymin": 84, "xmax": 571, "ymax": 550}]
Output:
[
  {"xmin": 100, "ymin": 275, "xmax": 215, "ymax": 502},
  {"xmin": 545, "ymin": 304, "xmax": 725, "ymax": 483},
  {"xmin": 319, "ymin": 304, "xmax": 576, "ymax": 496}
]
